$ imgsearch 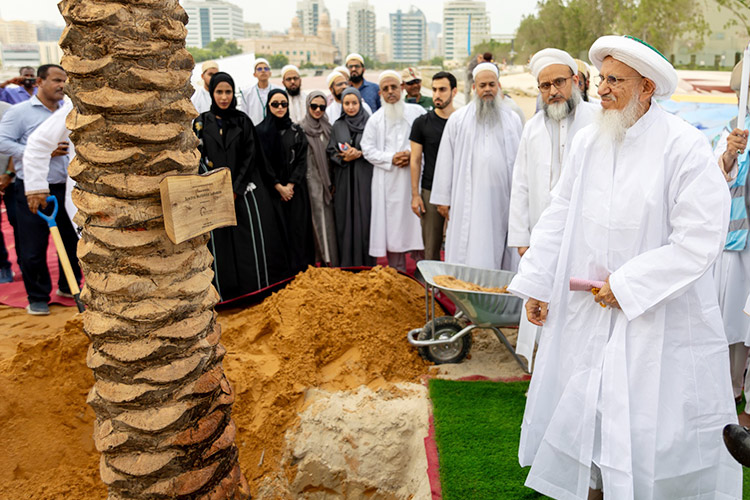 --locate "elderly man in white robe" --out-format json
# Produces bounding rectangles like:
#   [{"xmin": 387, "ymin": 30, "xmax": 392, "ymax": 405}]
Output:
[
  {"xmin": 361, "ymin": 70, "xmax": 426, "ymax": 271},
  {"xmin": 431, "ymin": 62, "xmax": 523, "ymax": 270},
  {"xmin": 281, "ymin": 64, "xmax": 307, "ymax": 123},
  {"xmin": 714, "ymin": 58, "xmax": 750, "ymax": 424},
  {"xmin": 508, "ymin": 35, "xmax": 741, "ymax": 499},
  {"xmin": 241, "ymin": 58, "xmax": 280, "ymax": 125},
  {"xmin": 509, "ymin": 48, "xmax": 598, "ymax": 371}
]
